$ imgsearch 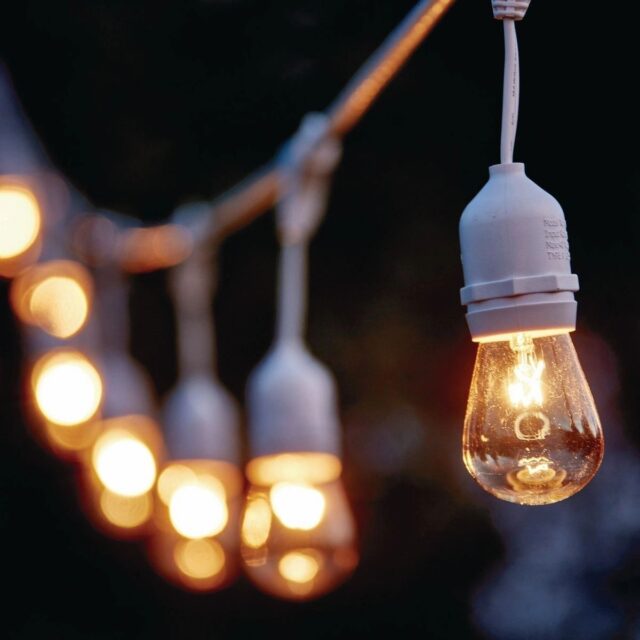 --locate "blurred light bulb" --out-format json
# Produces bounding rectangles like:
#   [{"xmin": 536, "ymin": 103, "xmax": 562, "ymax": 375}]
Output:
[
  {"xmin": 241, "ymin": 454, "xmax": 357, "ymax": 601},
  {"xmin": 169, "ymin": 479, "xmax": 228, "ymax": 539},
  {"xmin": 93, "ymin": 428, "xmax": 157, "ymax": 497},
  {"xmin": 29, "ymin": 276, "xmax": 88, "ymax": 338},
  {"xmin": 149, "ymin": 460, "xmax": 242, "ymax": 592},
  {"xmin": 33, "ymin": 350, "xmax": 102, "ymax": 426},
  {"xmin": 11, "ymin": 260, "xmax": 92, "ymax": 337},
  {"xmin": 0, "ymin": 184, "xmax": 41, "ymax": 260},
  {"xmin": 270, "ymin": 482, "xmax": 326, "ymax": 530},
  {"xmin": 463, "ymin": 332, "xmax": 604, "ymax": 505}
]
